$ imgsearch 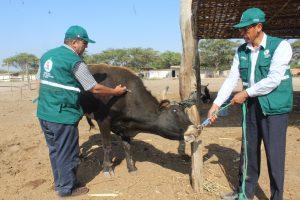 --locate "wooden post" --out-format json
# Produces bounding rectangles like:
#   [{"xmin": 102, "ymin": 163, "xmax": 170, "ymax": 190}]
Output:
[
  {"xmin": 26, "ymin": 64, "xmax": 31, "ymax": 90},
  {"xmin": 185, "ymin": 105, "xmax": 202, "ymax": 192},
  {"xmin": 20, "ymin": 86, "xmax": 23, "ymax": 100},
  {"xmin": 191, "ymin": 135, "xmax": 203, "ymax": 191},
  {"xmin": 180, "ymin": 0, "xmax": 203, "ymax": 193},
  {"xmin": 191, "ymin": 38, "xmax": 203, "ymax": 193}
]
